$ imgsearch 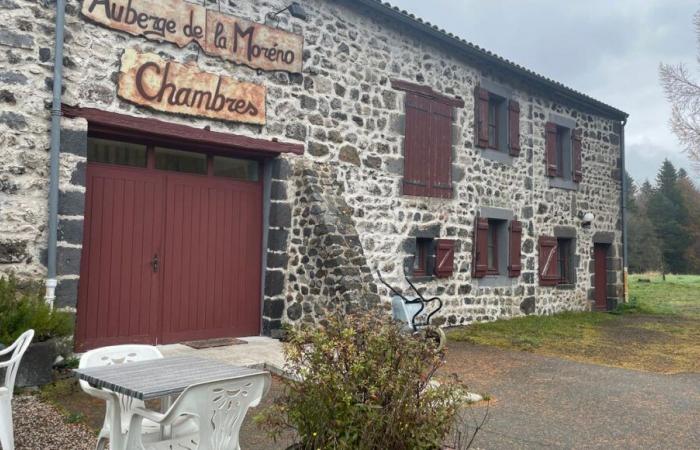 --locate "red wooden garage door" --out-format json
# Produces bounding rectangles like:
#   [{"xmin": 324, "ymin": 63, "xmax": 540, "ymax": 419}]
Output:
[{"xmin": 75, "ymin": 139, "xmax": 262, "ymax": 351}]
